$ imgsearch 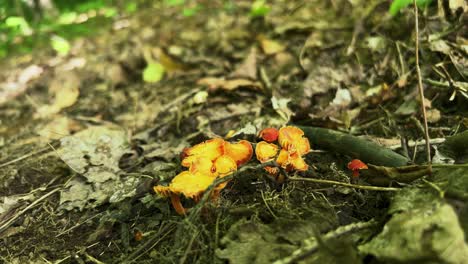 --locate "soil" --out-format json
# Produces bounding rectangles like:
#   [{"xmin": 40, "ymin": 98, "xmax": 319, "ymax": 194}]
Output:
[{"xmin": 0, "ymin": 1, "xmax": 467, "ymax": 263}]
